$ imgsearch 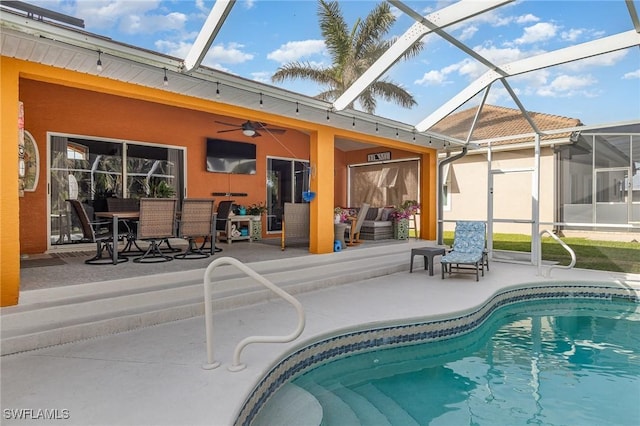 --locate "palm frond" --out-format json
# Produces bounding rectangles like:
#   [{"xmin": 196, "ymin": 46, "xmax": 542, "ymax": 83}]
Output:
[
  {"xmin": 271, "ymin": 62, "xmax": 334, "ymax": 86},
  {"xmin": 354, "ymin": 3, "xmax": 395, "ymax": 59},
  {"xmin": 318, "ymin": 0, "xmax": 350, "ymax": 66},
  {"xmin": 369, "ymin": 80, "xmax": 417, "ymax": 109}
]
